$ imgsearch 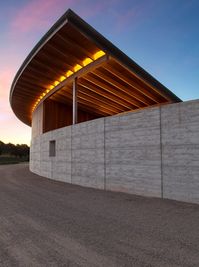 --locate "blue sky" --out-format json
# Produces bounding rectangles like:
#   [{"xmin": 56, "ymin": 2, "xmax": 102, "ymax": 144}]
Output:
[{"xmin": 0, "ymin": 0, "xmax": 199, "ymax": 144}]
